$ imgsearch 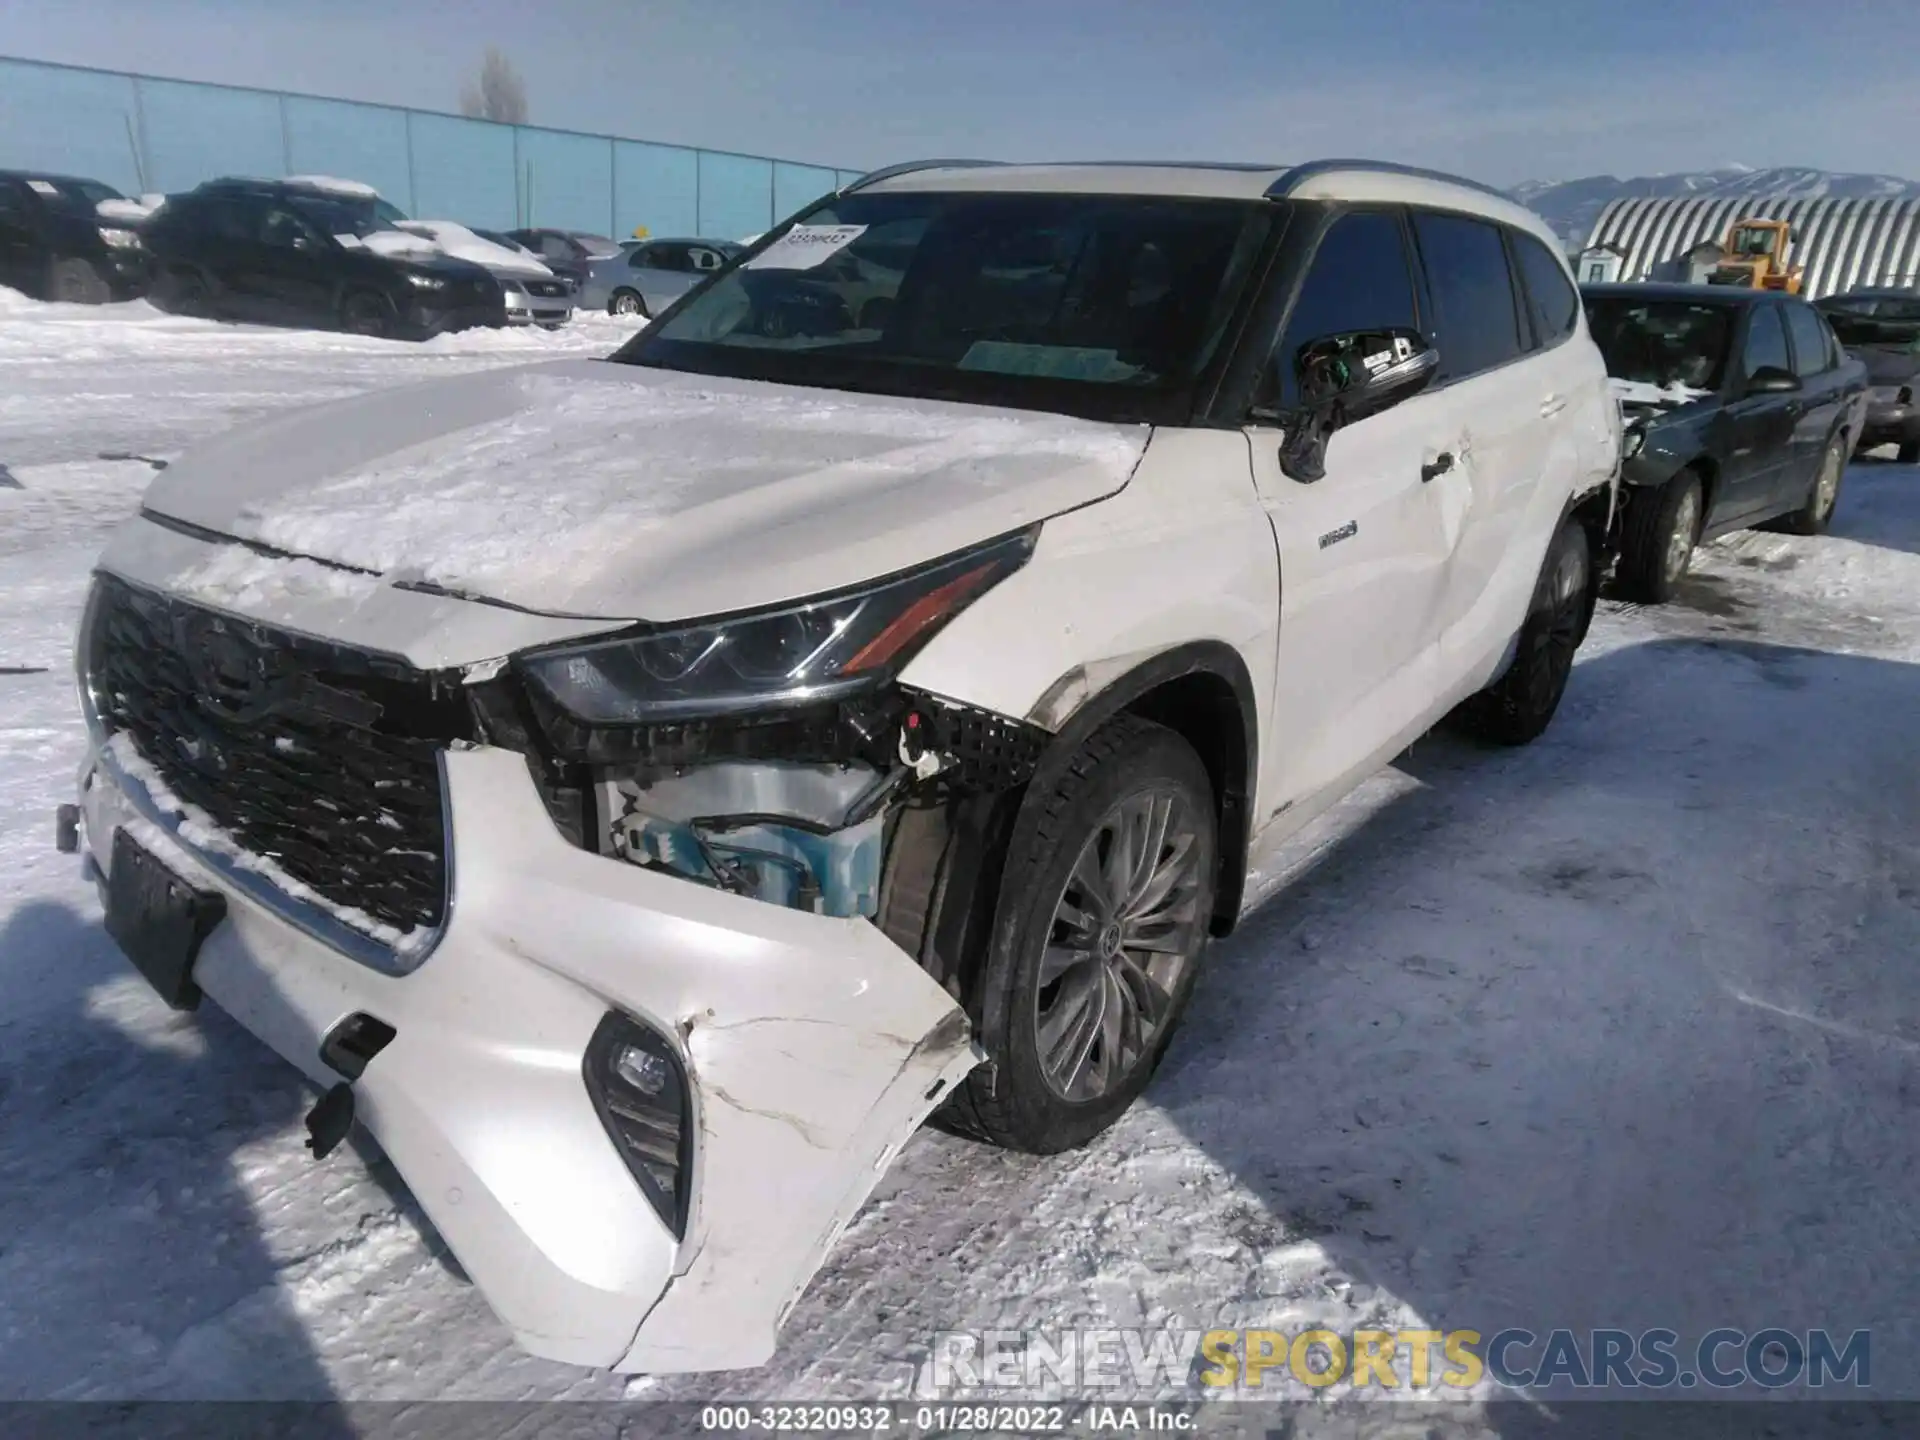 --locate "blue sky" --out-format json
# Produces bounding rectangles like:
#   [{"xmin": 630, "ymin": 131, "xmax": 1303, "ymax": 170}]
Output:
[{"xmin": 1, "ymin": 0, "xmax": 1913, "ymax": 187}]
